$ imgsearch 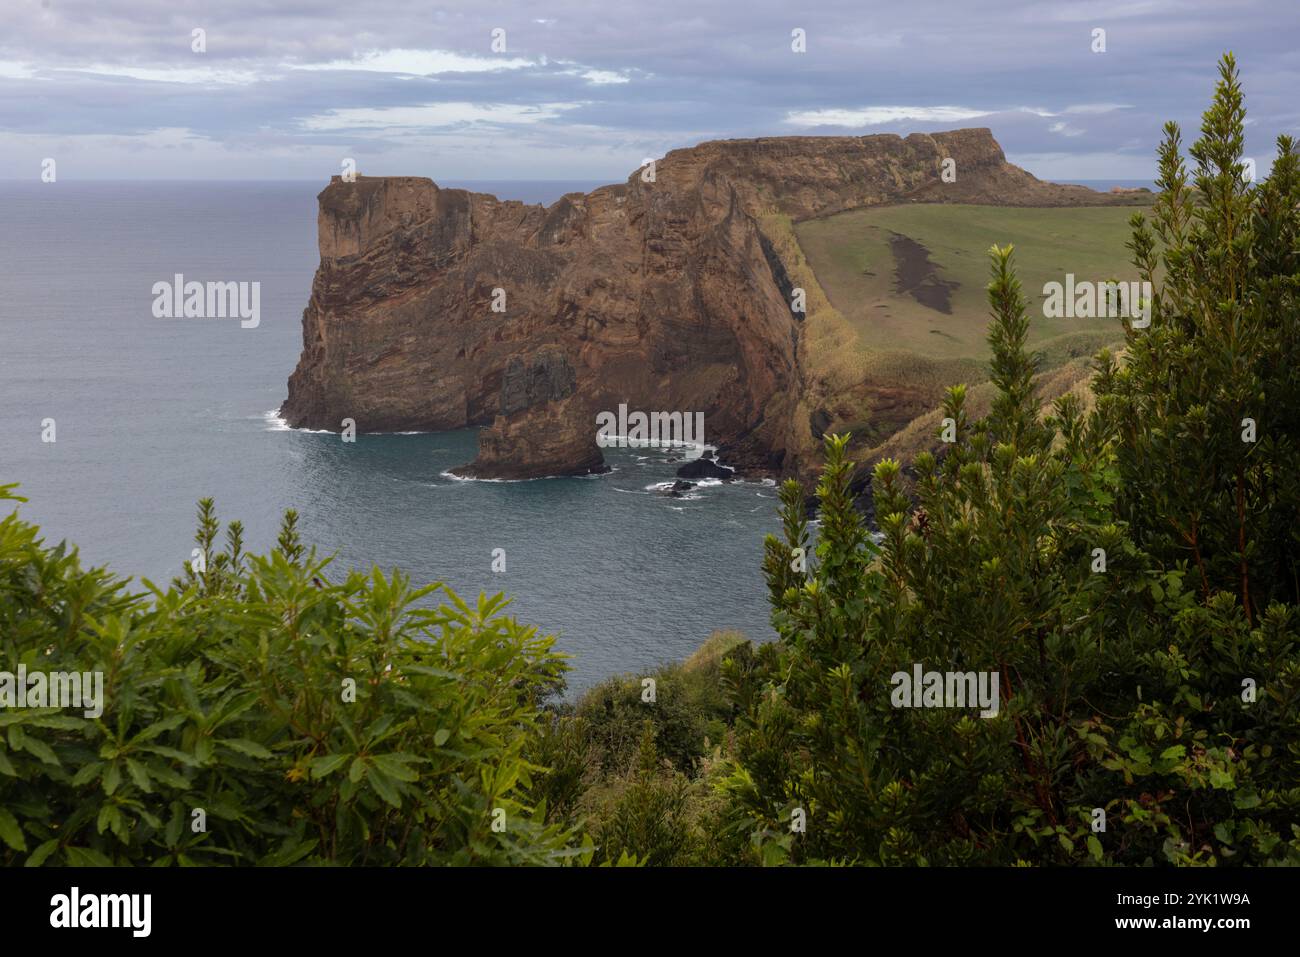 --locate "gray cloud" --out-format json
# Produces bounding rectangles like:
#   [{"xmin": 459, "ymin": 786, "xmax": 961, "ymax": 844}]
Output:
[{"xmin": 1, "ymin": 0, "xmax": 1296, "ymax": 180}]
